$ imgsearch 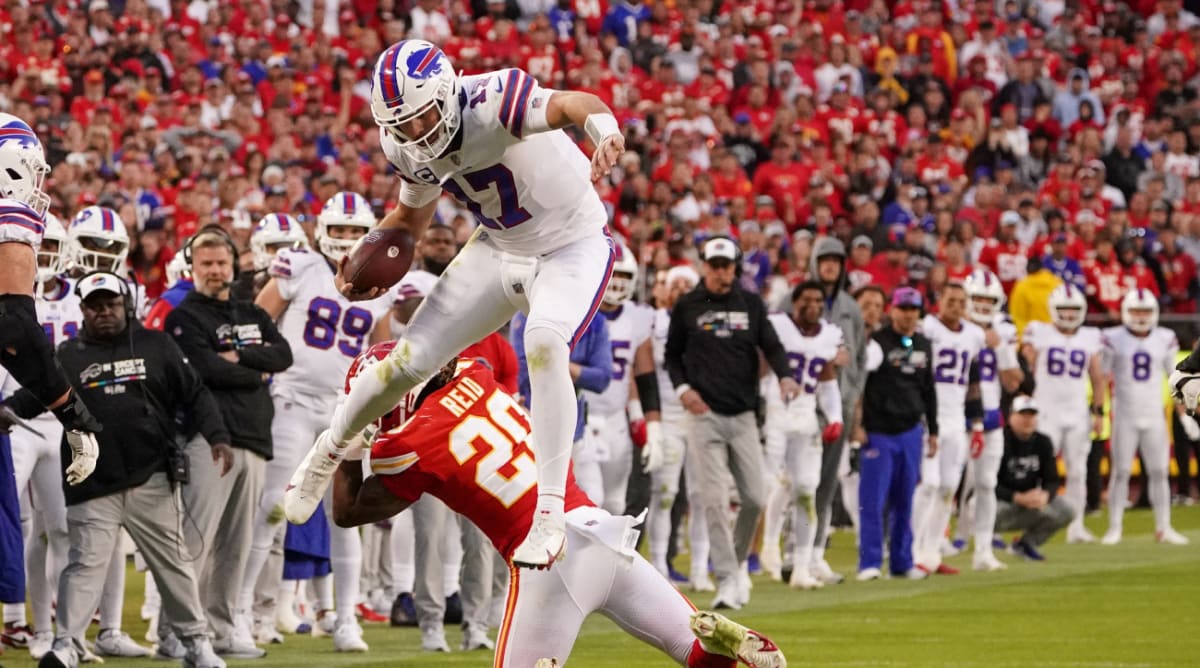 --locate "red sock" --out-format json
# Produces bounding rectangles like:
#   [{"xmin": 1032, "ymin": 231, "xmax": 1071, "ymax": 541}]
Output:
[{"xmin": 686, "ymin": 639, "xmax": 737, "ymax": 668}]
